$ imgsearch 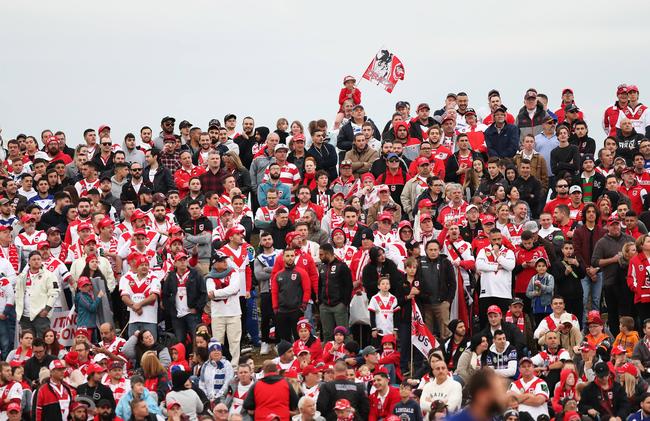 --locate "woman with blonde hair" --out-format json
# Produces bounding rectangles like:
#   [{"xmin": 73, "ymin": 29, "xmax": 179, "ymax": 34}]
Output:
[
  {"xmin": 223, "ymin": 150, "xmax": 252, "ymax": 195},
  {"xmin": 140, "ymin": 350, "xmax": 170, "ymax": 403}
]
